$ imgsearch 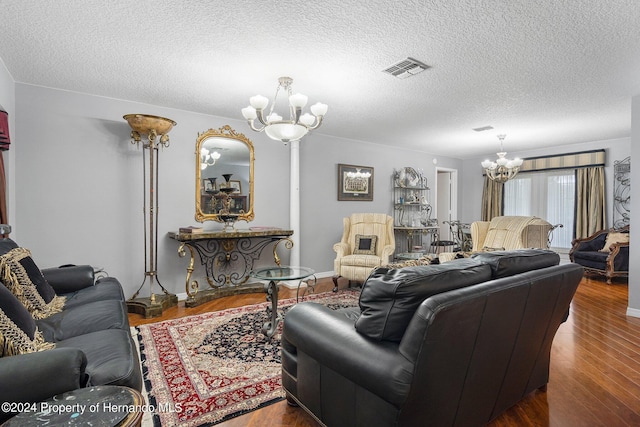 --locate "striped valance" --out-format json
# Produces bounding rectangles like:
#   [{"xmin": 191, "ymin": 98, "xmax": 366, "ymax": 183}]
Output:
[{"xmin": 520, "ymin": 149, "xmax": 605, "ymax": 173}]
